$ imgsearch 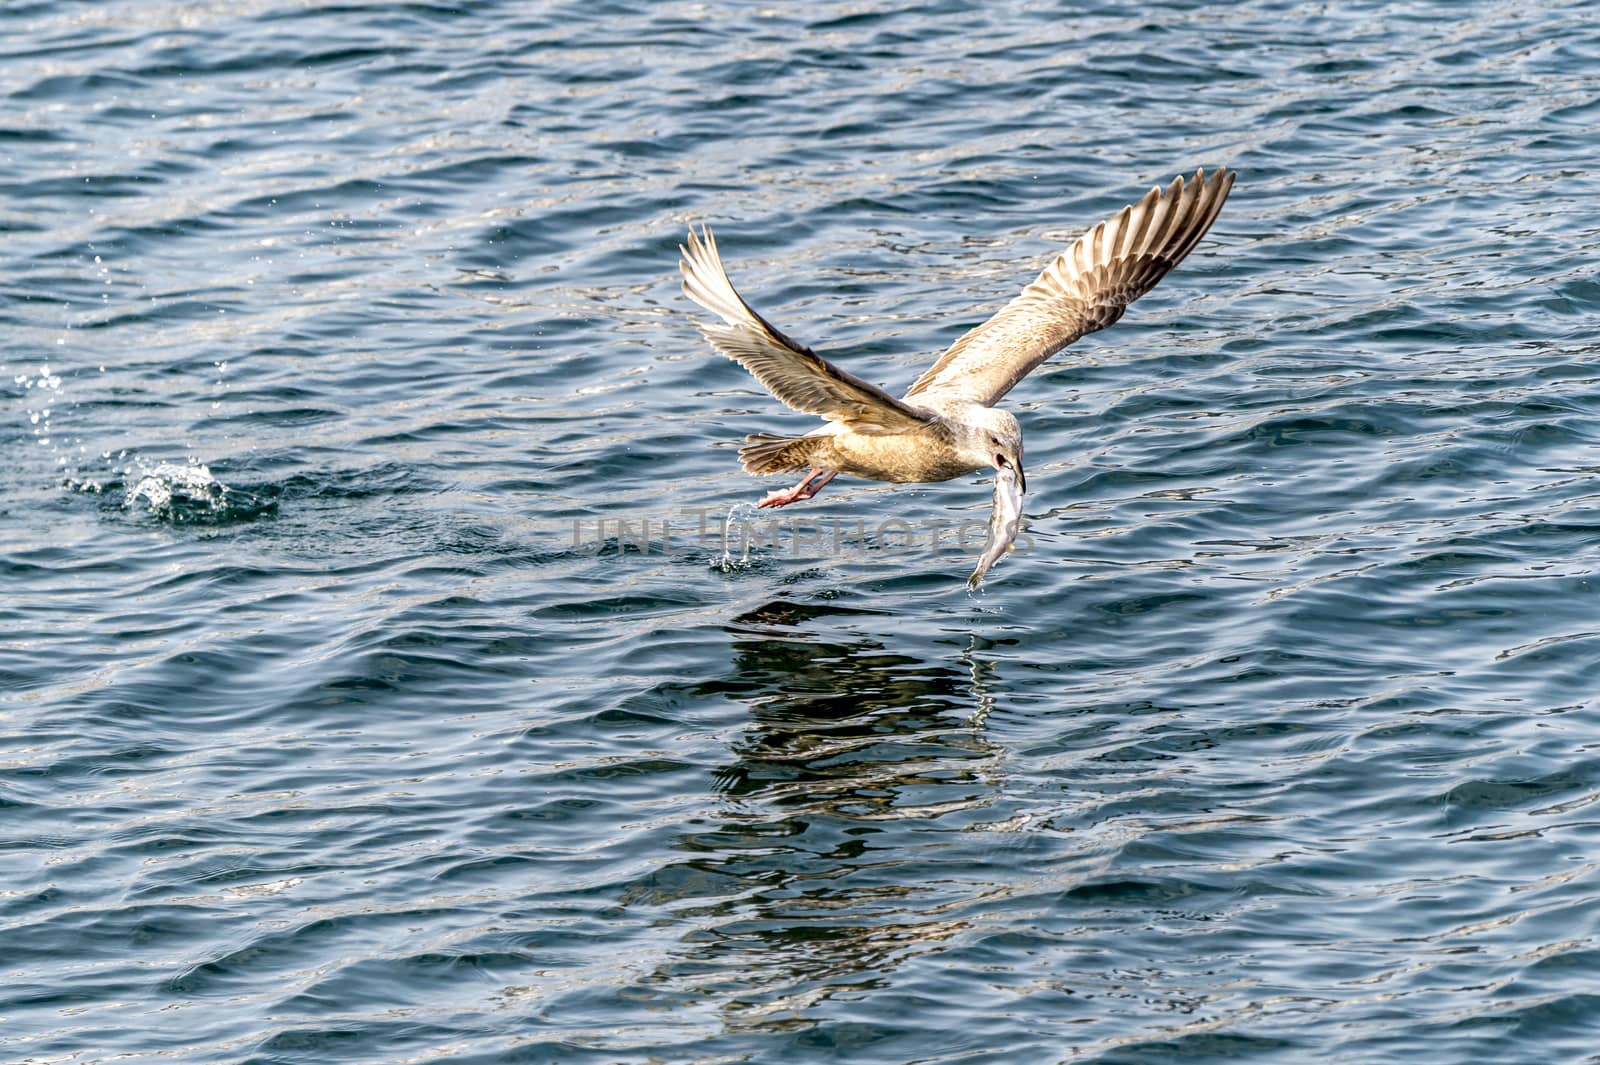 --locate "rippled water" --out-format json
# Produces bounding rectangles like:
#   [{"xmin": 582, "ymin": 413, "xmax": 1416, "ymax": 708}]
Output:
[{"xmin": 5, "ymin": 2, "xmax": 1600, "ymax": 1062}]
